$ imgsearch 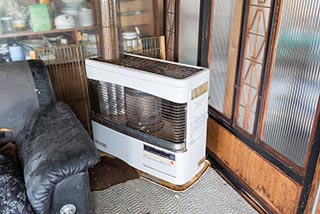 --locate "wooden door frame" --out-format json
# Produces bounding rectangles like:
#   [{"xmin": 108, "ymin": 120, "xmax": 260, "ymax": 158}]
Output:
[{"xmin": 198, "ymin": 0, "xmax": 320, "ymax": 212}]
